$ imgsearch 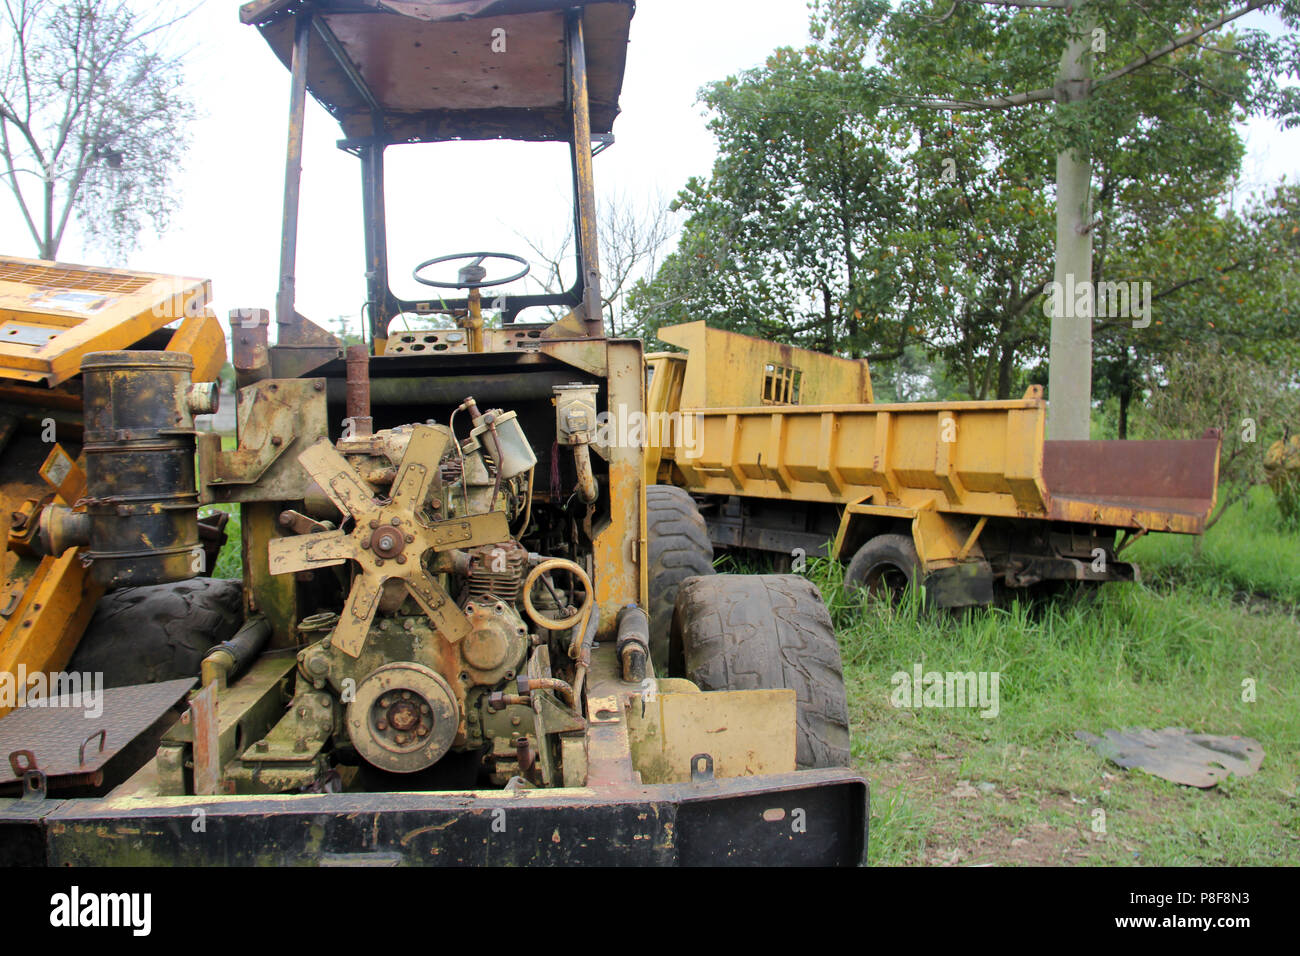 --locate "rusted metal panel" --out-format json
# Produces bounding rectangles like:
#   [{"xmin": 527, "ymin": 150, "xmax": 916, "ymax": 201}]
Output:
[
  {"xmin": 199, "ymin": 378, "xmax": 329, "ymax": 503},
  {"xmin": 244, "ymin": 1, "xmax": 633, "ymax": 142},
  {"xmin": 627, "ymin": 688, "xmax": 798, "ymax": 784},
  {"xmin": 0, "ymin": 678, "xmax": 194, "ymax": 788},
  {"xmin": 1043, "ymin": 435, "xmax": 1220, "ymax": 532}
]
